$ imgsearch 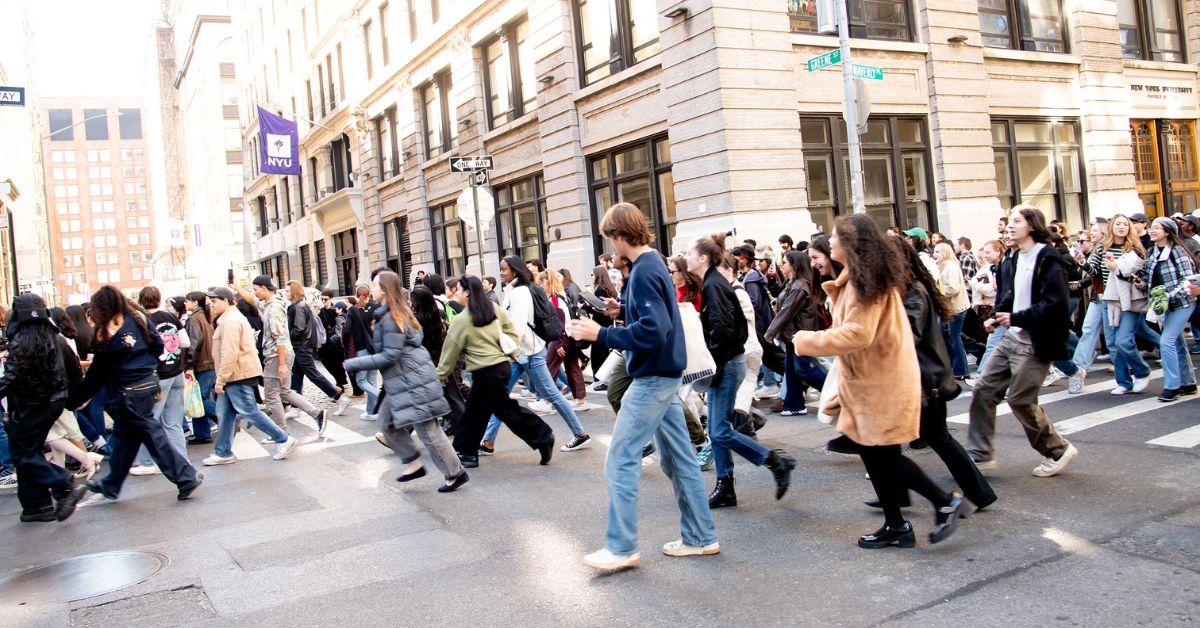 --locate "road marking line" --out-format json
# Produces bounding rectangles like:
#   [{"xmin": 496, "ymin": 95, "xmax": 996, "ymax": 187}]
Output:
[
  {"xmin": 230, "ymin": 430, "xmax": 271, "ymax": 459},
  {"xmin": 947, "ymin": 369, "xmax": 1164, "ymax": 425},
  {"xmin": 292, "ymin": 414, "xmax": 374, "ymax": 449},
  {"xmin": 1146, "ymin": 424, "xmax": 1200, "ymax": 448},
  {"xmin": 1054, "ymin": 396, "xmax": 1199, "ymax": 435}
]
